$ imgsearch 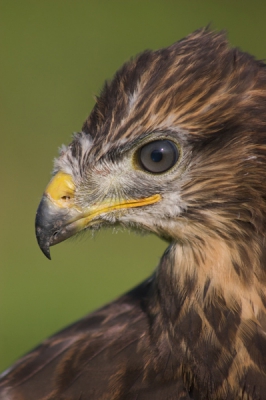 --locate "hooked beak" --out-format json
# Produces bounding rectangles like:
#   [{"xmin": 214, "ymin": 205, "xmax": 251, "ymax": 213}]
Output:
[{"xmin": 35, "ymin": 172, "xmax": 161, "ymax": 259}]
